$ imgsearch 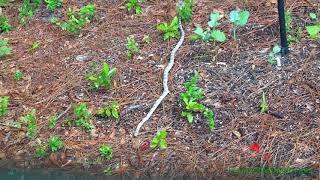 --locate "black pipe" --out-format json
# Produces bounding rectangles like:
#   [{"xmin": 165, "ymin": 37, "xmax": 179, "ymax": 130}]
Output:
[{"xmin": 277, "ymin": 0, "xmax": 288, "ymax": 56}]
